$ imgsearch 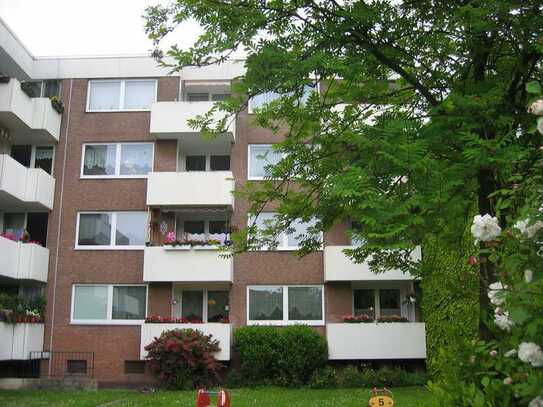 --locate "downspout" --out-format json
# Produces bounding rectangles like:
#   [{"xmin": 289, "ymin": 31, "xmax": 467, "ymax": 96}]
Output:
[{"xmin": 47, "ymin": 78, "xmax": 73, "ymax": 376}]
